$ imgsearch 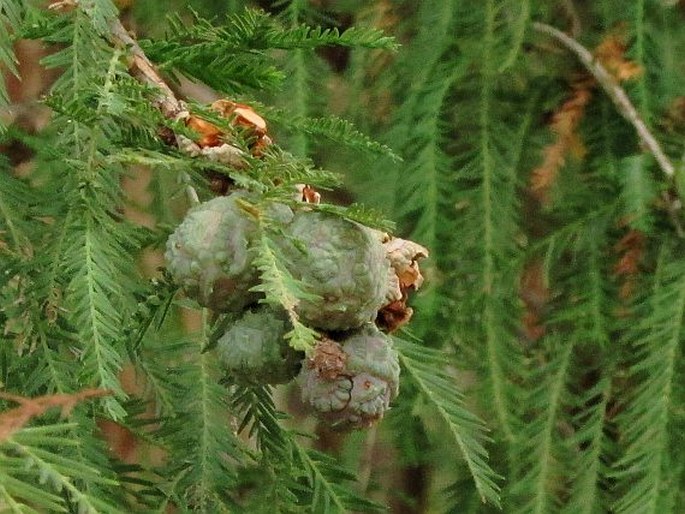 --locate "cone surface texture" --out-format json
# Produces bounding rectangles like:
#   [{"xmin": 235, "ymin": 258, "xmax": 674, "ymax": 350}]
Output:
[
  {"xmin": 217, "ymin": 307, "xmax": 302, "ymax": 384},
  {"xmin": 281, "ymin": 211, "xmax": 389, "ymax": 330},
  {"xmin": 165, "ymin": 193, "xmax": 262, "ymax": 311},
  {"xmin": 299, "ymin": 324, "xmax": 400, "ymax": 429}
]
